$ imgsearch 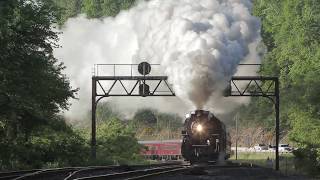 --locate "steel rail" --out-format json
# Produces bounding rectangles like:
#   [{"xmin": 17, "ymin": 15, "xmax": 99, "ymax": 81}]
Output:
[
  {"xmin": 64, "ymin": 162, "xmax": 183, "ymax": 180},
  {"xmin": 0, "ymin": 169, "xmax": 39, "ymax": 180},
  {"xmin": 126, "ymin": 167, "xmax": 188, "ymax": 180},
  {"xmin": 64, "ymin": 166, "xmax": 121, "ymax": 180},
  {"xmin": 14, "ymin": 167, "xmax": 82, "ymax": 180},
  {"xmin": 127, "ymin": 162, "xmax": 259, "ymax": 180},
  {"xmin": 1, "ymin": 162, "xmax": 182, "ymax": 180},
  {"xmin": 74, "ymin": 165, "xmax": 187, "ymax": 180}
]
